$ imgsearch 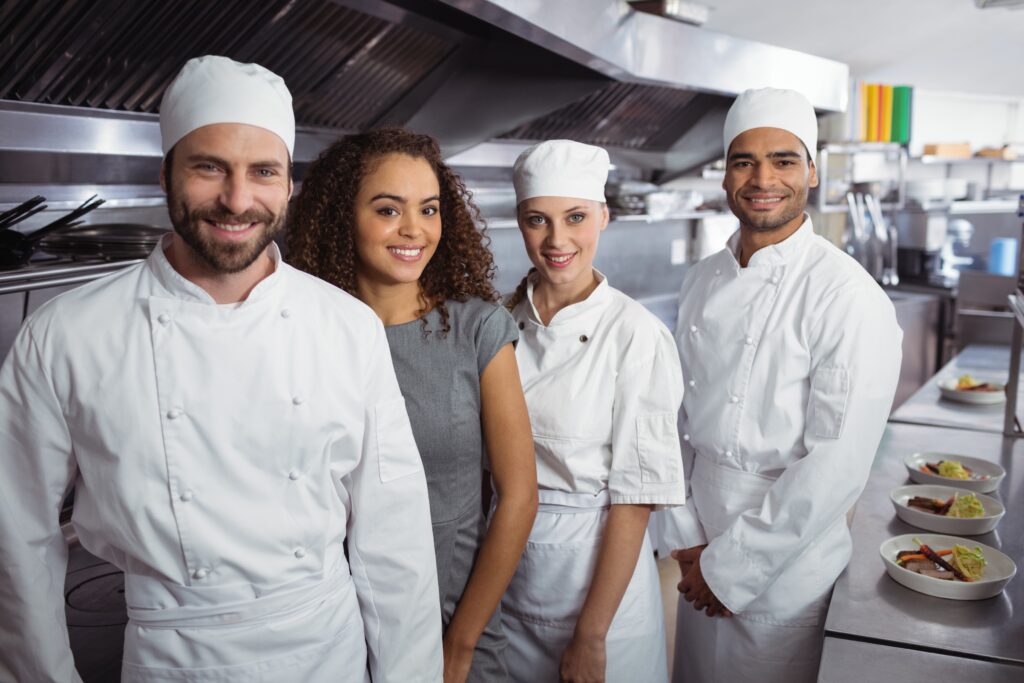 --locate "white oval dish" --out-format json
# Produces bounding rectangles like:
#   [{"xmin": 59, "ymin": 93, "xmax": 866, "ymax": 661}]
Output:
[
  {"xmin": 904, "ymin": 452, "xmax": 1005, "ymax": 494},
  {"xmin": 890, "ymin": 484, "xmax": 1004, "ymax": 535},
  {"xmin": 880, "ymin": 533, "xmax": 1016, "ymax": 600},
  {"xmin": 937, "ymin": 377, "xmax": 1006, "ymax": 405}
]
